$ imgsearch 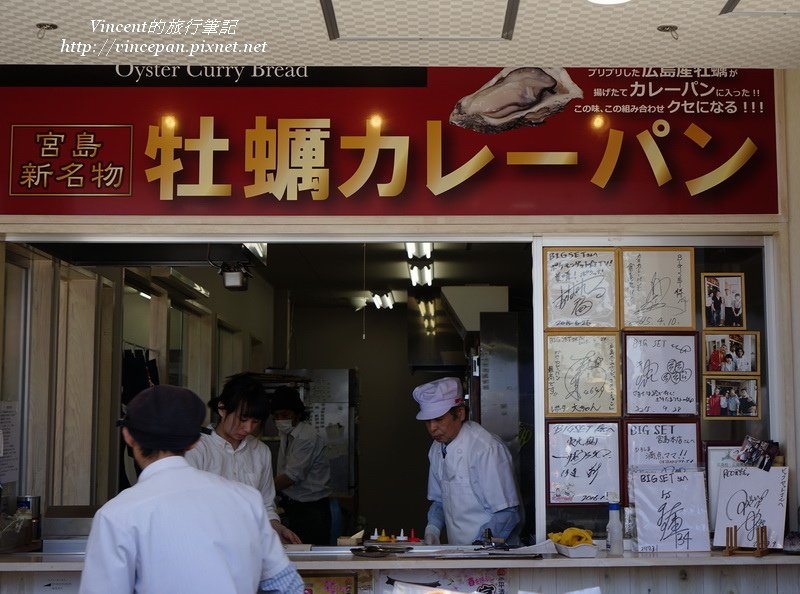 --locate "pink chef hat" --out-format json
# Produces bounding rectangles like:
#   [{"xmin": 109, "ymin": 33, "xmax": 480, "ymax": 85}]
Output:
[{"xmin": 412, "ymin": 377, "xmax": 463, "ymax": 420}]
